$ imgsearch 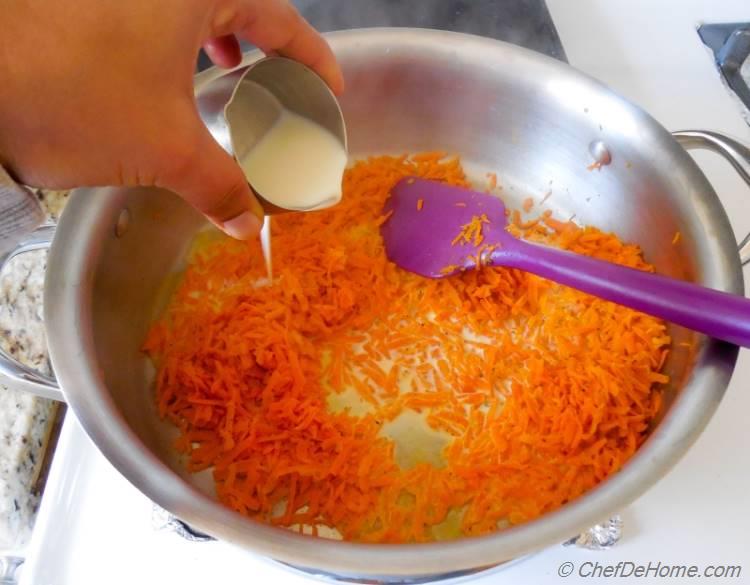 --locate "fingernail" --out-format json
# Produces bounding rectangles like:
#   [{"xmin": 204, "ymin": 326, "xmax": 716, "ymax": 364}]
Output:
[{"xmin": 222, "ymin": 211, "xmax": 263, "ymax": 240}]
